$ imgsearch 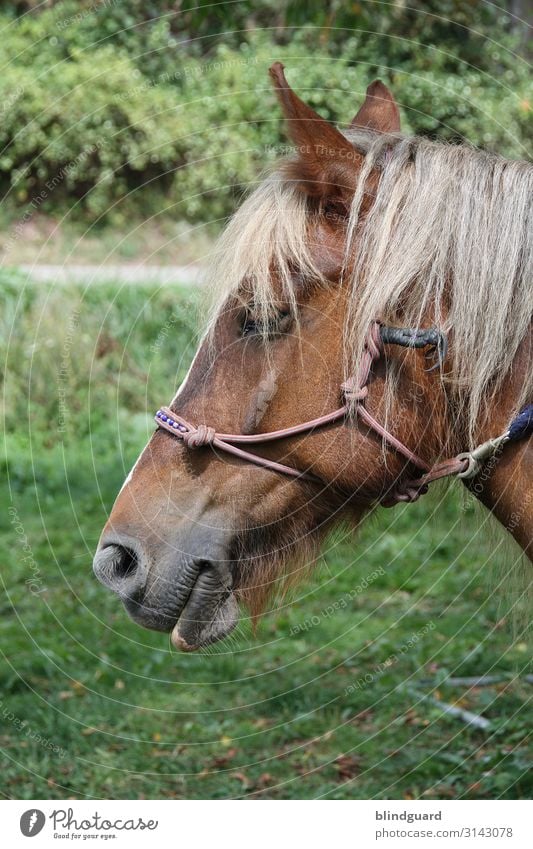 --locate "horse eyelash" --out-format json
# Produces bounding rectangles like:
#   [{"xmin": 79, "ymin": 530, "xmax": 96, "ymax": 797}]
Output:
[
  {"xmin": 241, "ymin": 310, "xmax": 292, "ymax": 338},
  {"xmin": 322, "ymin": 199, "xmax": 348, "ymax": 222}
]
